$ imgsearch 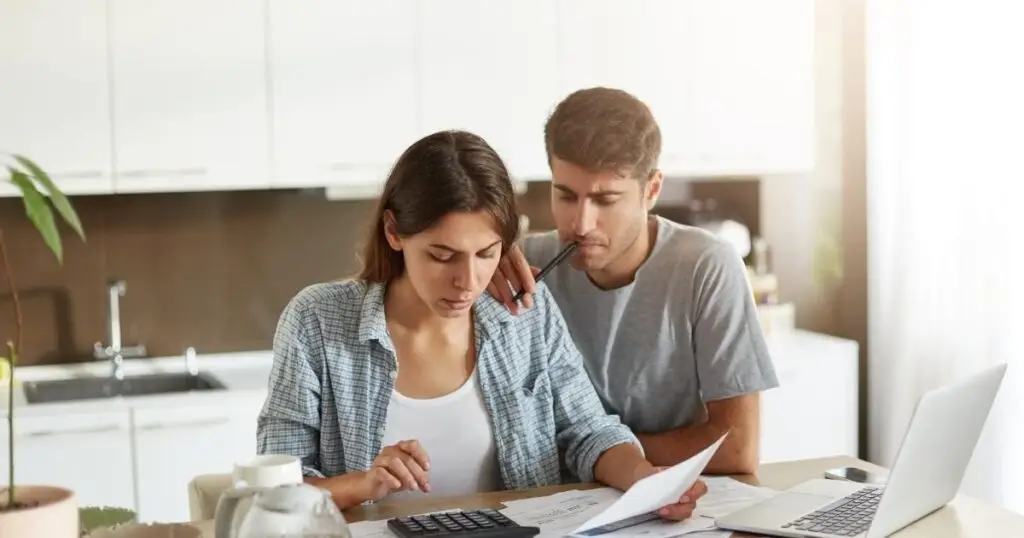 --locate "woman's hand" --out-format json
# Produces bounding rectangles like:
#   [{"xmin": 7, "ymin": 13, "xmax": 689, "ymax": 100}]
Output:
[
  {"xmin": 350, "ymin": 439, "xmax": 432, "ymax": 503},
  {"xmin": 354, "ymin": 467, "xmax": 404, "ymax": 503},
  {"xmin": 372, "ymin": 439, "xmax": 432, "ymax": 494}
]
